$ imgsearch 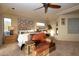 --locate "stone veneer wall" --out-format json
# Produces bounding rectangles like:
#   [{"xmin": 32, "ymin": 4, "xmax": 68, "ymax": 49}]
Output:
[{"xmin": 18, "ymin": 18, "xmax": 34, "ymax": 30}]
